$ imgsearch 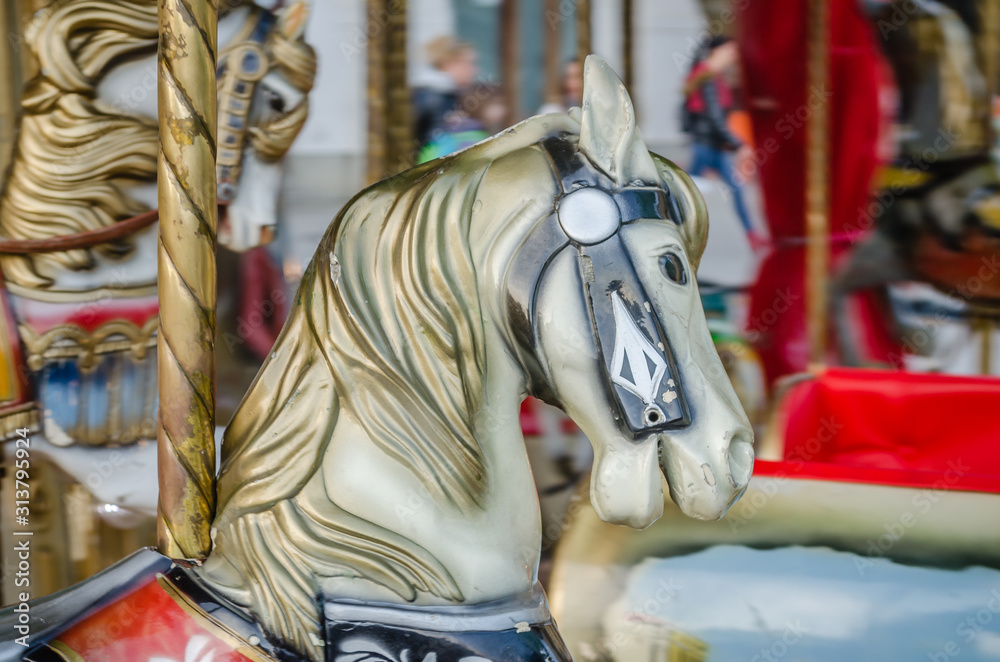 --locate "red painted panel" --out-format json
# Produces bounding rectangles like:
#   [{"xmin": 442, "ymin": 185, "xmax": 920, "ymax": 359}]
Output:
[{"xmin": 58, "ymin": 578, "xmax": 253, "ymax": 661}]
